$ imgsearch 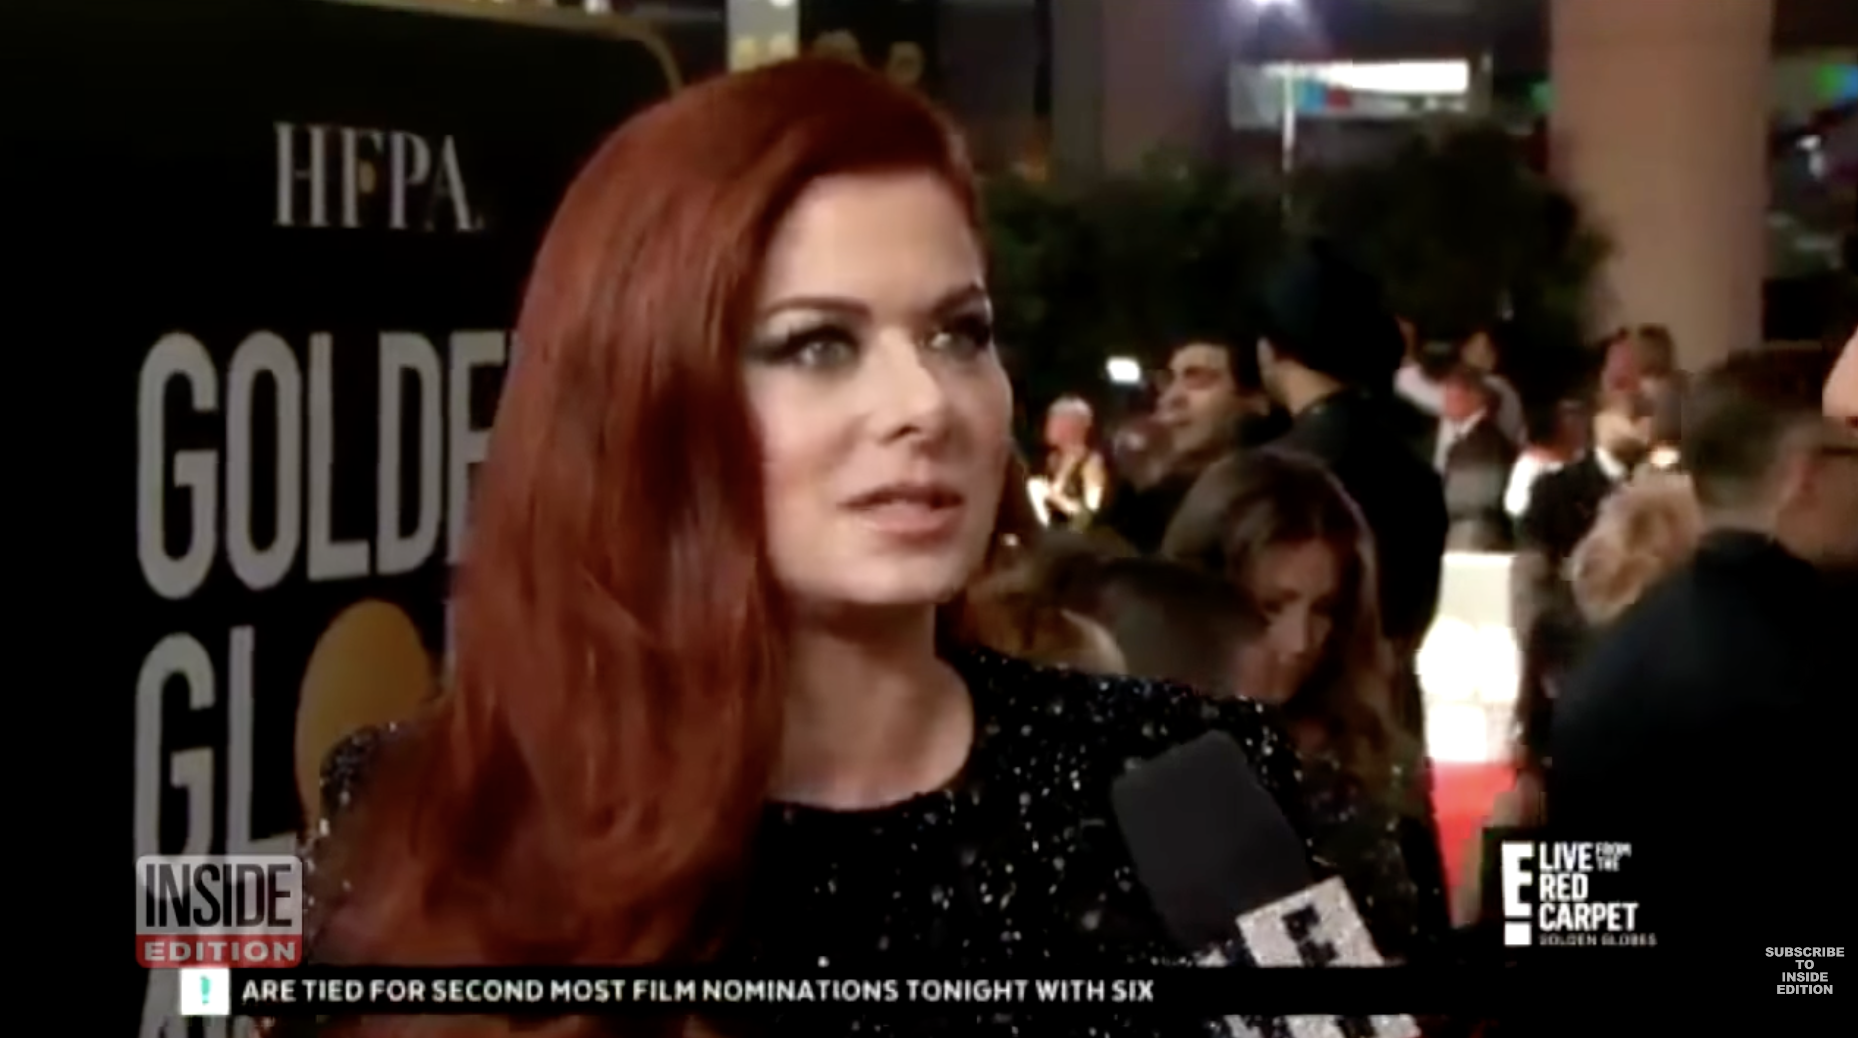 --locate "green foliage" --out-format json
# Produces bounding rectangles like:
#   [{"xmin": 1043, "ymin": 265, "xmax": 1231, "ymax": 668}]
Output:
[
  {"xmin": 981, "ymin": 173, "xmax": 1092, "ymax": 403},
  {"xmin": 982, "ymin": 160, "xmax": 1285, "ymax": 416},
  {"xmin": 983, "ymin": 122, "xmax": 1610, "ymax": 415},
  {"xmin": 1292, "ymin": 123, "xmax": 1609, "ymax": 400}
]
